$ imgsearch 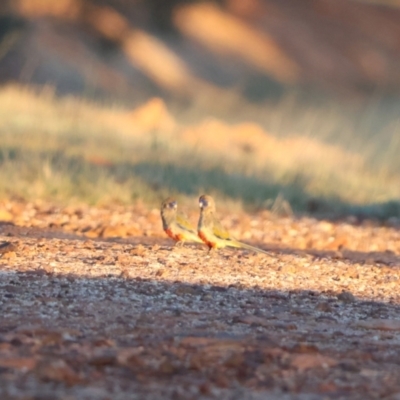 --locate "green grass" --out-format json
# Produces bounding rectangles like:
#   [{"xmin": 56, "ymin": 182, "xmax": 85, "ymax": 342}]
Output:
[{"xmin": 1, "ymin": 84, "xmax": 400, "ymax": 219}]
